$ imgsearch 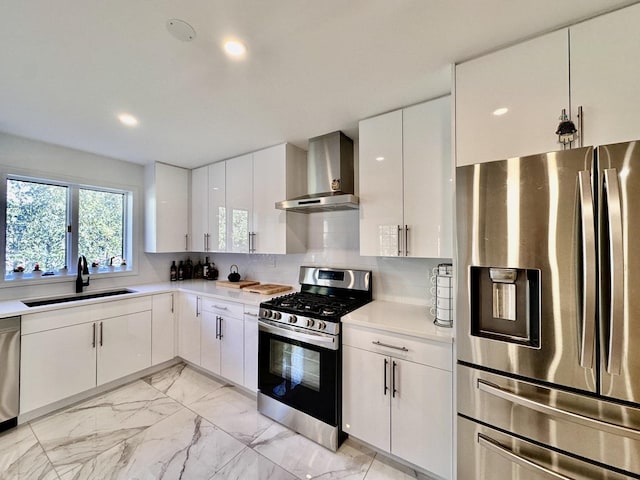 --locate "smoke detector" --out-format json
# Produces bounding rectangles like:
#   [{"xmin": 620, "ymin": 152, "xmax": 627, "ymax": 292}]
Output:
[{"xmin": 166, "ymin": 19, "xmax": 196, "ymax": 42}]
